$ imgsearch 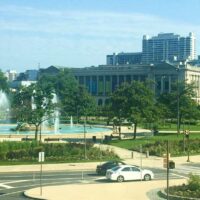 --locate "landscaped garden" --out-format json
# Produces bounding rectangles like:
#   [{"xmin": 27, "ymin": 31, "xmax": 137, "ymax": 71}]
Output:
[
  {"xmin": 166, "ymin": 174, "xmax": 200, "ymax": 199},
  {"xmin": 109, "ymin": 131, "xmax": 200, "ymax": 157},
  {"xmin": 0, "ymin": 141, "xmax": 119, "ymax": 165}
]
